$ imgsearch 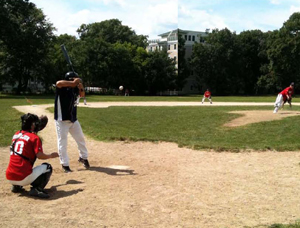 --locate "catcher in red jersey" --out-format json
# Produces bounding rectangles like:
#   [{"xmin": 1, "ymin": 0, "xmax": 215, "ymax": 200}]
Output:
[
  {"xmin": 273, "ymin": 82, "xmax": 294, "ymax": 113},
  {"xmin": 202, "ymin": 89, "xmax": 212, "ymax": 104},
  {"xmin": 6, "ymin": 113, "xmax": 59, "ymax": 198}
]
